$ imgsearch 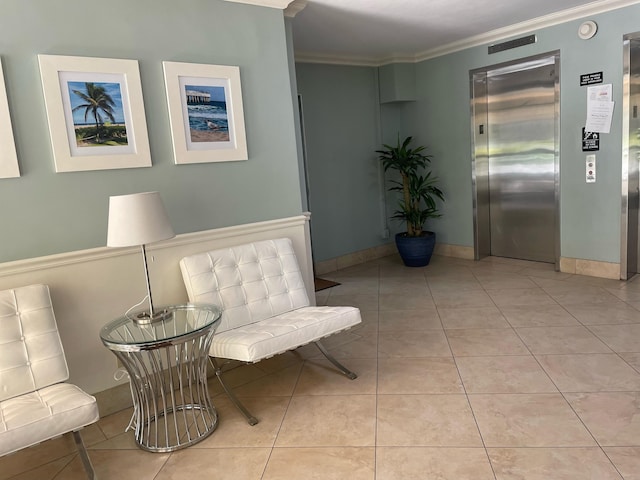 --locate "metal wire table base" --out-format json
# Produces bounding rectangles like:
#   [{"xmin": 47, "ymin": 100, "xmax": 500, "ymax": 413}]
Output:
[{"xmin": 100, "ymin": 305, "xmax": 221, "ymax": 453}]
